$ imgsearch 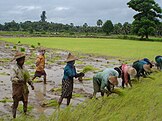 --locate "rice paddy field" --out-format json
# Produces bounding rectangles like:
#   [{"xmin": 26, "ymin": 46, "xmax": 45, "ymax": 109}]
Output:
[
  {"xmin": 1, "ymin": 37, "xmax": 162, "ymax": 121},
  {"xmin": 1, "ymin": 37, "xmax": 162, "ymax": 60}
]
